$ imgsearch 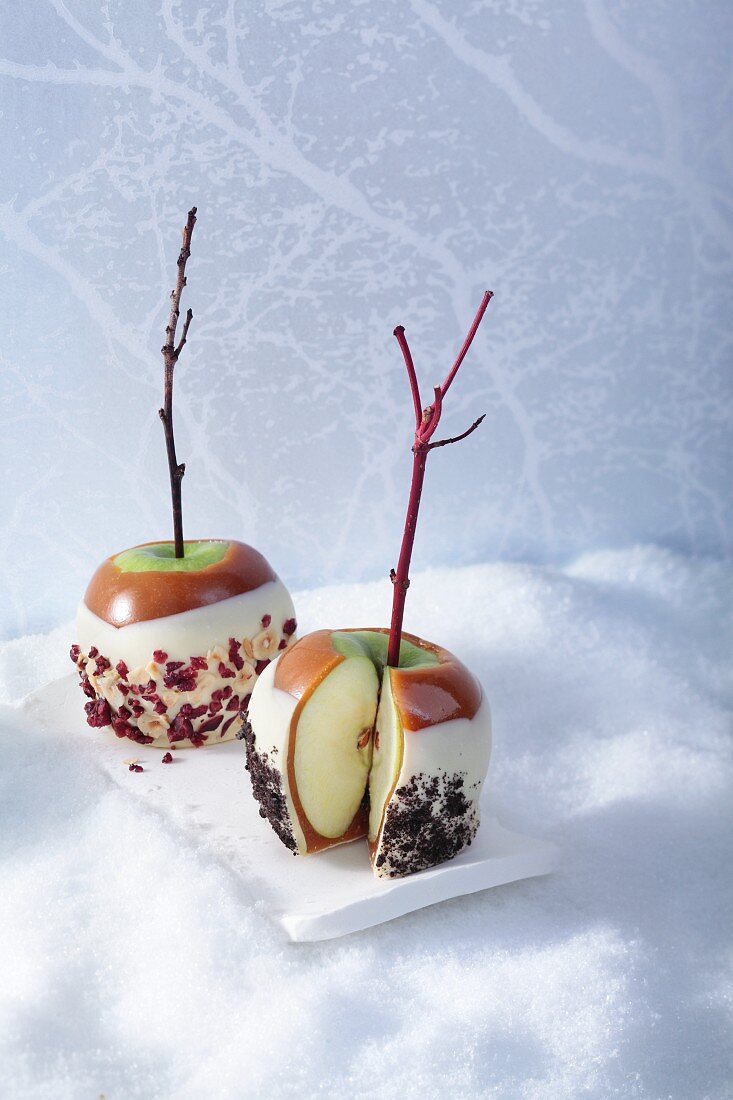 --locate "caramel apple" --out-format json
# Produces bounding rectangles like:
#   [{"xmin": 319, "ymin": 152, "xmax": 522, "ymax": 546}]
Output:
[
  {"xmin": 72, "ymin": 540, "xmax": 296, "ymax": 748},
  {"xmin": 70, "ymin": 209, "xmax": 296, "ymax": 748},
  {"xmin": 241, "ymin": 294, "xmax": 493, "ymax": 876},
  {"xmin": 242, "ymin": 629, "xmax": 490, "ymax": 873}
]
